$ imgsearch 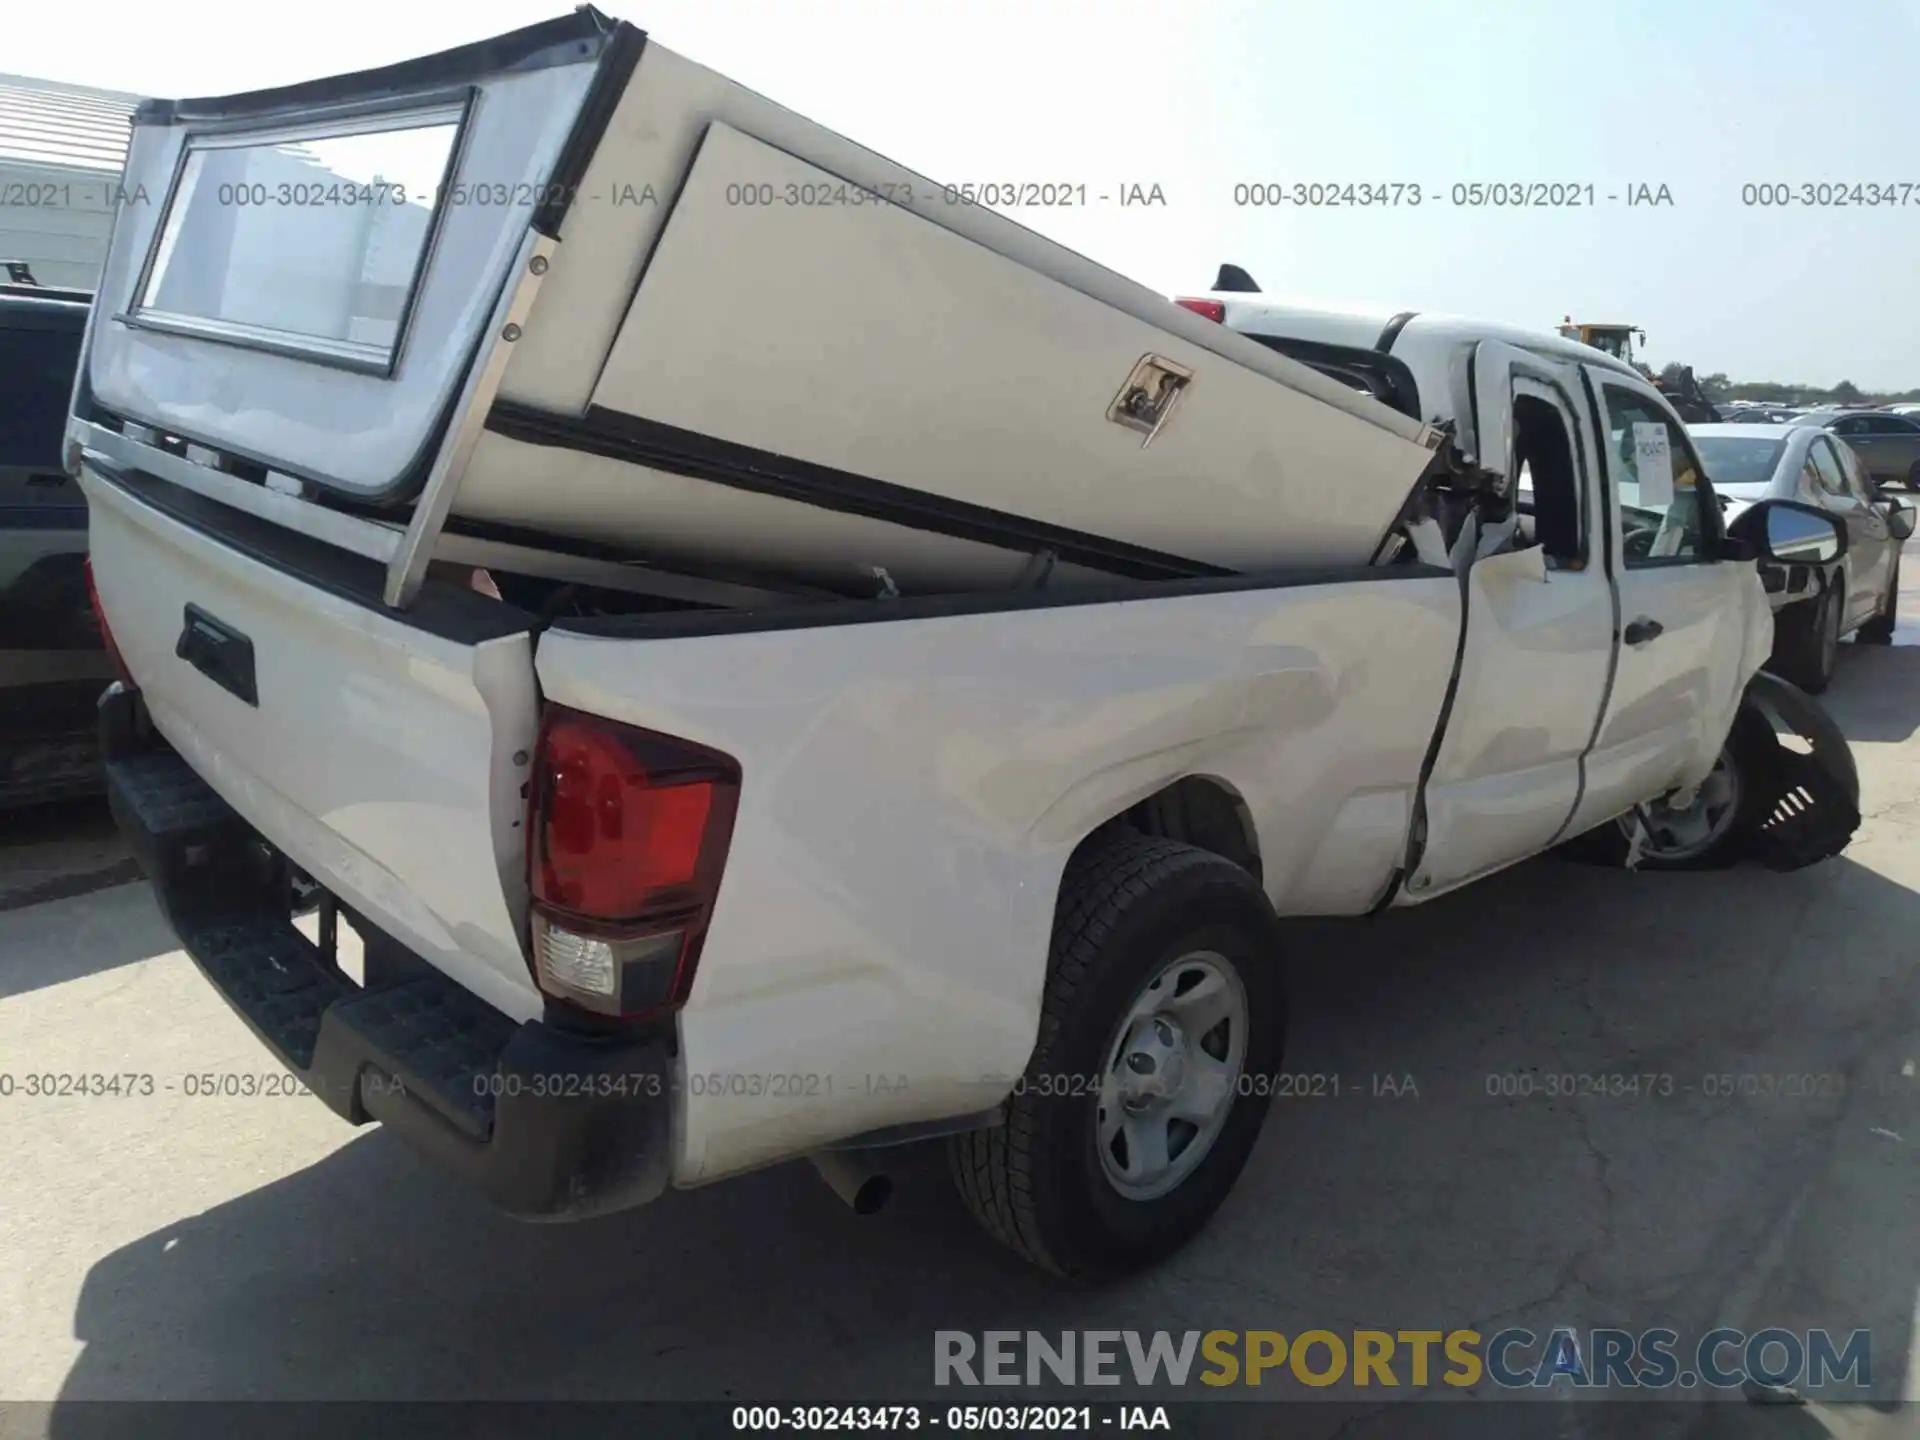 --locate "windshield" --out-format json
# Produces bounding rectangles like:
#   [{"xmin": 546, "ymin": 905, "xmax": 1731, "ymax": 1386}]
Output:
[{"xmin": 1693, "ymin": 435, "xmax": 1785, "ymax": 488}]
